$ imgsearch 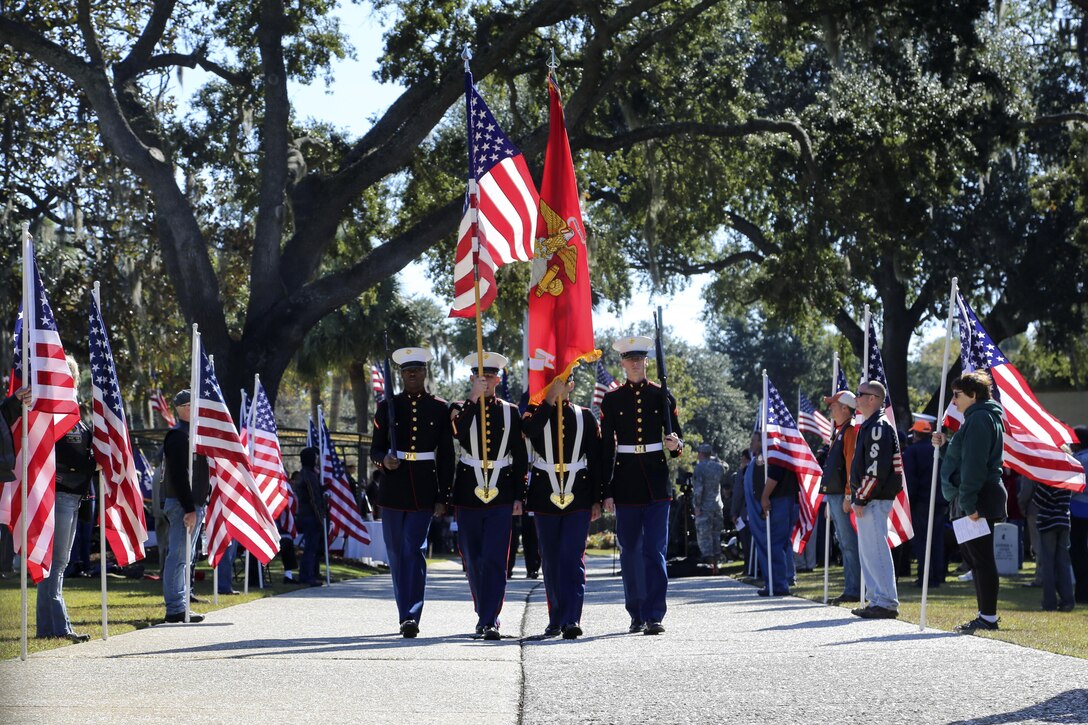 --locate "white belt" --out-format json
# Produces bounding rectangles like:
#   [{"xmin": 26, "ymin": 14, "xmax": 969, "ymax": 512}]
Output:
[
  {"xmin": 616, "ymin": 443, "xmax": 664, "ymax": 454},
  {"xmin": 460, "ymin": 454, "xmax": 513, "ymax": 471},
  {"xmin": 396, "ymin": 450, "xmax": 436, "ymax": 461},
  {"xmin": 533, "ymin": 458, "xmax": 587, "ymax": 474}
]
